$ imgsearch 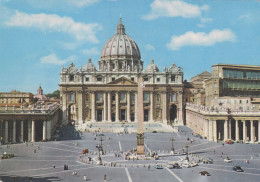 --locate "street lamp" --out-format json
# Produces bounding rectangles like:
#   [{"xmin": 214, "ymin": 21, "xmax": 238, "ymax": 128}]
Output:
[{"xmin": 170, "ymin": 137, "xmax": 175, "ymax": 154}]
